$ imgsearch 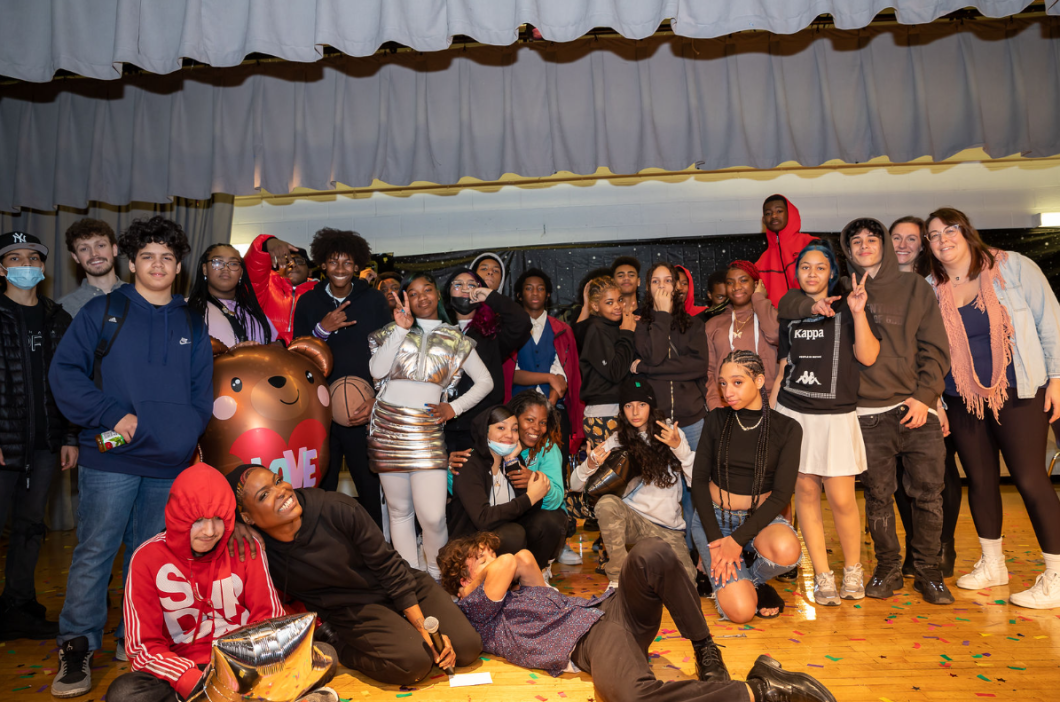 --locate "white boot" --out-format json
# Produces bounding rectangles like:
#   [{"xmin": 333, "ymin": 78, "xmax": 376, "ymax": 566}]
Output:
[
  {"xmin": 956, "ymin": 555, "xmax": 1008, "ymax": 590},
  {"xmin": 1009, "ymin": 571, "xmax": 1060, "ymax": 609}
]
